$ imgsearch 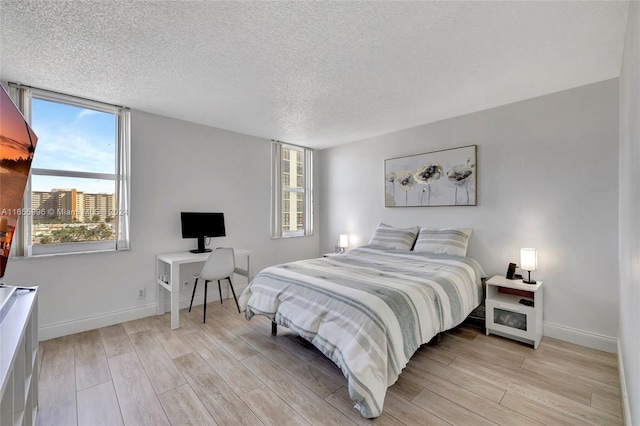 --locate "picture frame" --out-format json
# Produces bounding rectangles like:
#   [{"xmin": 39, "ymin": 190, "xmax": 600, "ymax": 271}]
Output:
[{"xmin": 385, "ymin": 145, "xmax": 477, "ymax": 207}]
